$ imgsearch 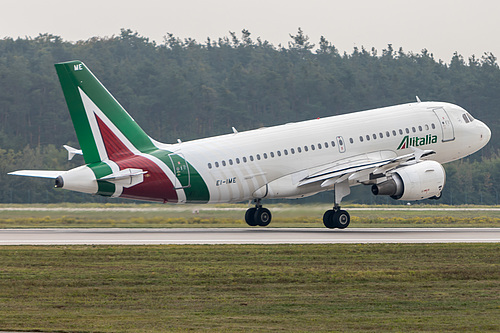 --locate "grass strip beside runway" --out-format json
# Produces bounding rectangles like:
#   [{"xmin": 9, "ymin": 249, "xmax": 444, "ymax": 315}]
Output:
[
  {"xmin": 0, "ymin": 244, "xmax": 498, "ymax": 332},
  {"xmin": 0, "ymin": 204, "xmax": 499, "ymax": 228}
]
